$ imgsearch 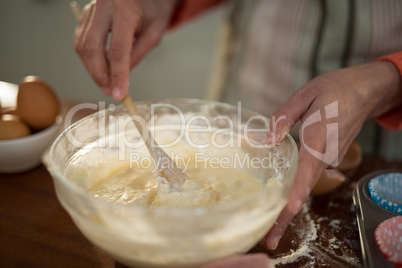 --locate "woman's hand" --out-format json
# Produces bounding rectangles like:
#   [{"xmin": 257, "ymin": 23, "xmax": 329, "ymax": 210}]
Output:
[
  {"xmin": 74, "ymin": 0, "xmax": 179, "ymax": 100},
  {"xmin": 264, "ymin": 61, "xmax": 402, "ymax": 249}
]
